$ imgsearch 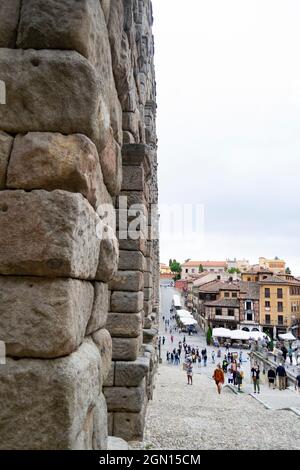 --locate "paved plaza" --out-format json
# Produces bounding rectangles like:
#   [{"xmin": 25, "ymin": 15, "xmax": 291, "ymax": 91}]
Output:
[{"xmin": 131, "ymin": 287, "xmax": 300, "ymax": 450}]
